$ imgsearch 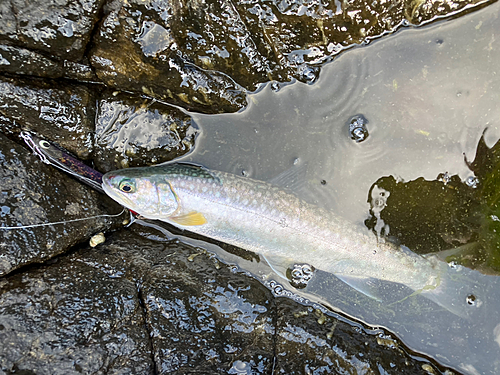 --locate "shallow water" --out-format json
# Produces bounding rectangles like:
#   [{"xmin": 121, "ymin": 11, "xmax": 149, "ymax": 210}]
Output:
[{"xmin": 166, "ymin": 4, "xmax": 500, "ymax": 374}]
